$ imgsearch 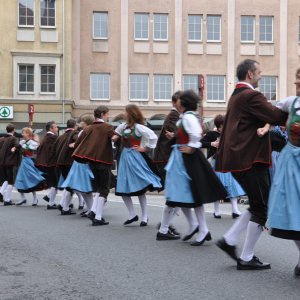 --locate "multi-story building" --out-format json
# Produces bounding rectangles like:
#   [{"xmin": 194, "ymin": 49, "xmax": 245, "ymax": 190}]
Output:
[
  {"xmin": 72, "ymin": 0, "xmax": 300, "ymax": 121},
  {"xmin": 0, "ymin": 0, "xmax": 72, "ymax": 129}
]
